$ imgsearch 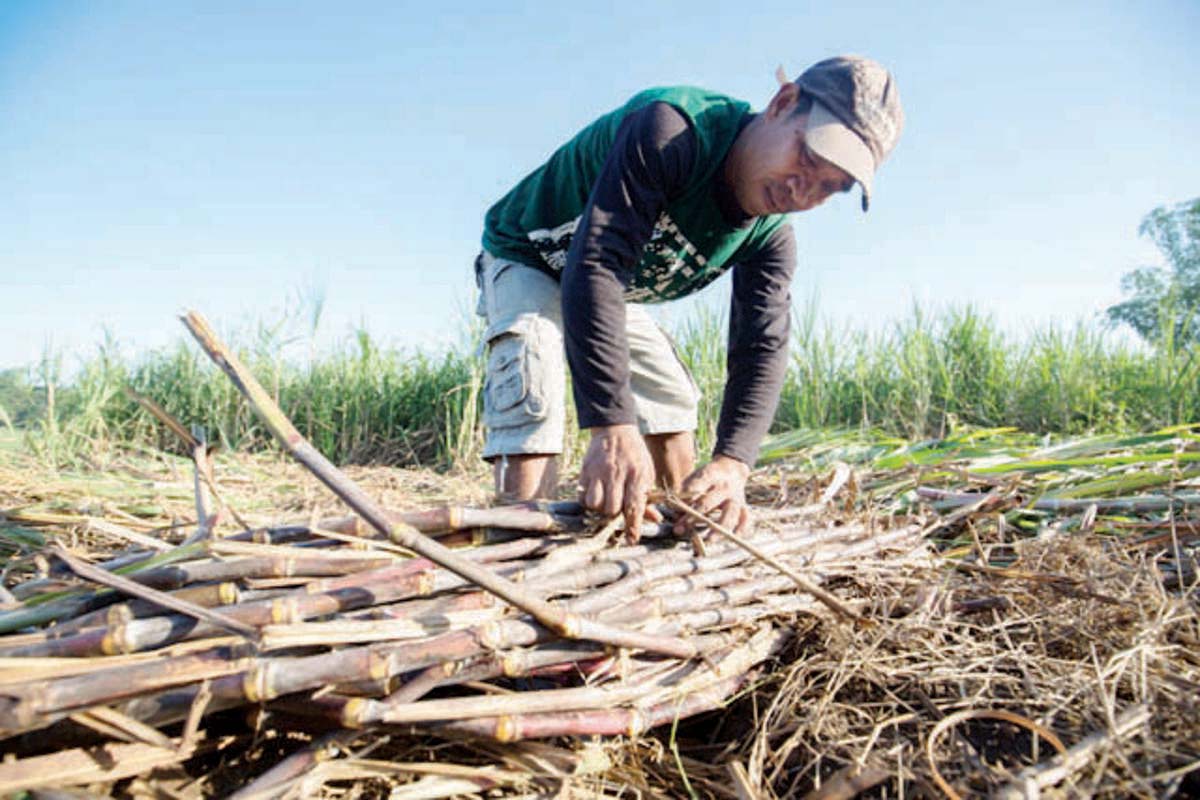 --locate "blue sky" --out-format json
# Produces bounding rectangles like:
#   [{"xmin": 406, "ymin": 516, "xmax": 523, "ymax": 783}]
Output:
[{"xmin": 2, "ymin": 1, "xmax": 1198, "ymax": 370}]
